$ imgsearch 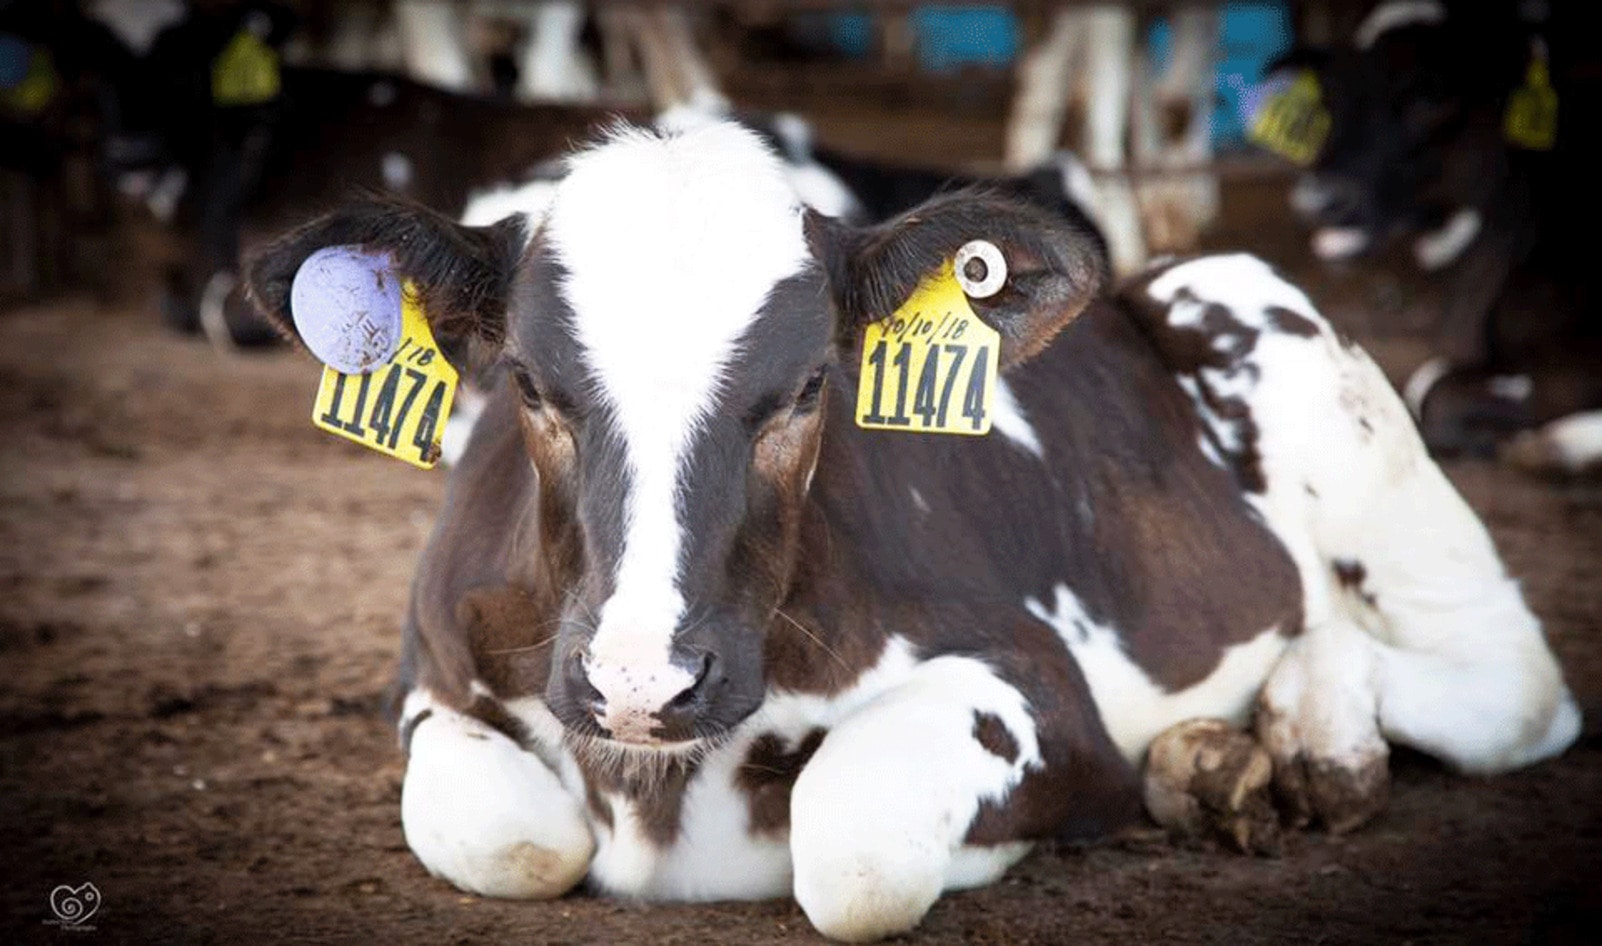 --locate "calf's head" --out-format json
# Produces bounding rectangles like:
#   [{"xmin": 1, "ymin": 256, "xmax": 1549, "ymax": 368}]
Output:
[
  {"xmin": 246, "ymin": 123, "xmax": 1104, "ymax": 751},
  {"xmin": 1270, "ymin": 5, "xmax": 1530, "ymax": 266}
]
